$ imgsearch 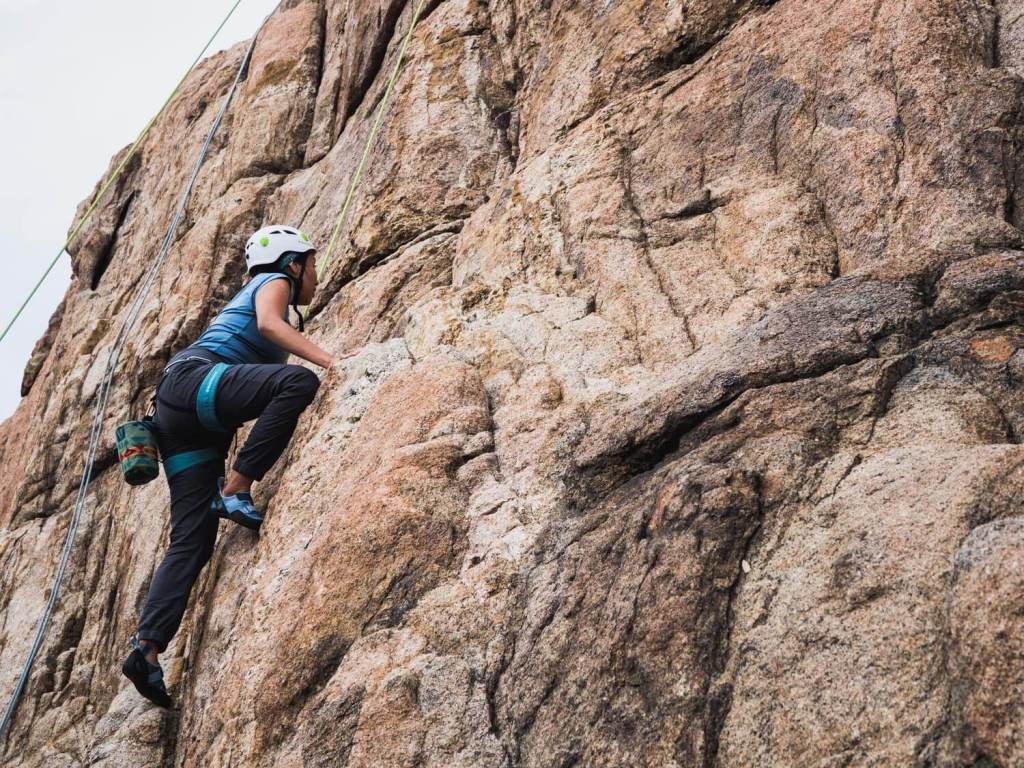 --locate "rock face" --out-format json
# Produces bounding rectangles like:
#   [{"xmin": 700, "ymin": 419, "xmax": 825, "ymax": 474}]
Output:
[{"xmin": 2, "ymin": 0, "xmax": 1024, "ymax": 764}]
